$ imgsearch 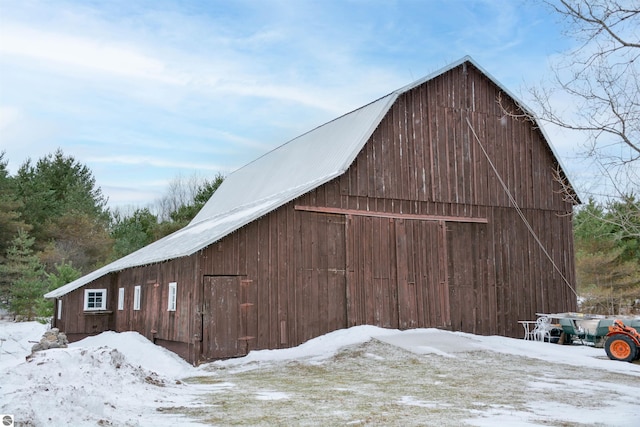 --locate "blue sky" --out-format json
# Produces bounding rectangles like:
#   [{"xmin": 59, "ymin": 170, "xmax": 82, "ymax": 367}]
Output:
[{"xmin": 0, "ymin": 0, "xmax": 582, "ymax": 210}]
